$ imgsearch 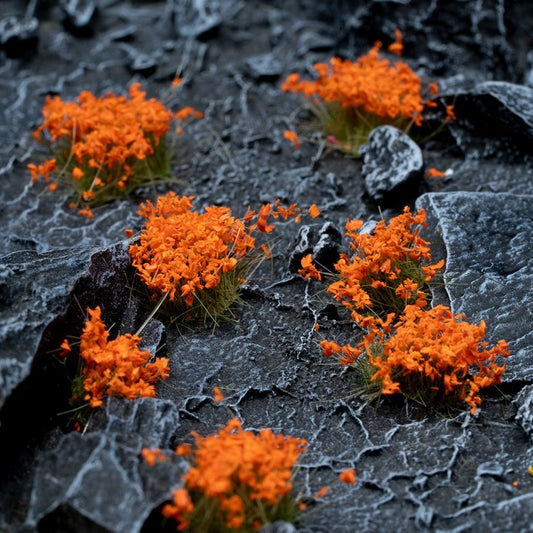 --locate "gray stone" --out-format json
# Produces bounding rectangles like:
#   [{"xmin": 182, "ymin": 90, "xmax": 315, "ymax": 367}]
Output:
[
  {"xmin": 289, "ymin": 222, "xmax": 342, "ymax": 273},
  {"xmin": 26, "ymin": 398, "xmax": 182, "ymax": 533},
  {"xmin": 0, "ymin": 16, "xmax": 39, "ymax": 58},
  {"xmin": 0, "ymin": 247, "xmax": 92, "ymax": 408},
  {"xmin": 246, "ymin": 53, "xmax": 283, "ymax": 81},
  {"xmin": 360, "ymin": 125, "xmax": 424, "ymax": 206},
  {"xmin": 513, "ymin": 384, "xmax": 533, "ymax": 441},
  {"xmin": 172, "ymin": 0, "xmax": 243, "ymax": 39},
  {"xmin": 260, "ymin": 521, "xmax": 297, "ymax": 533},
  {"xmin": 60, "ymin": 0, "xmax": 98, "ymax": 37},
  {"xmin": 416, "ymin": 191, "xmax": 533, "ymax": 381}
]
